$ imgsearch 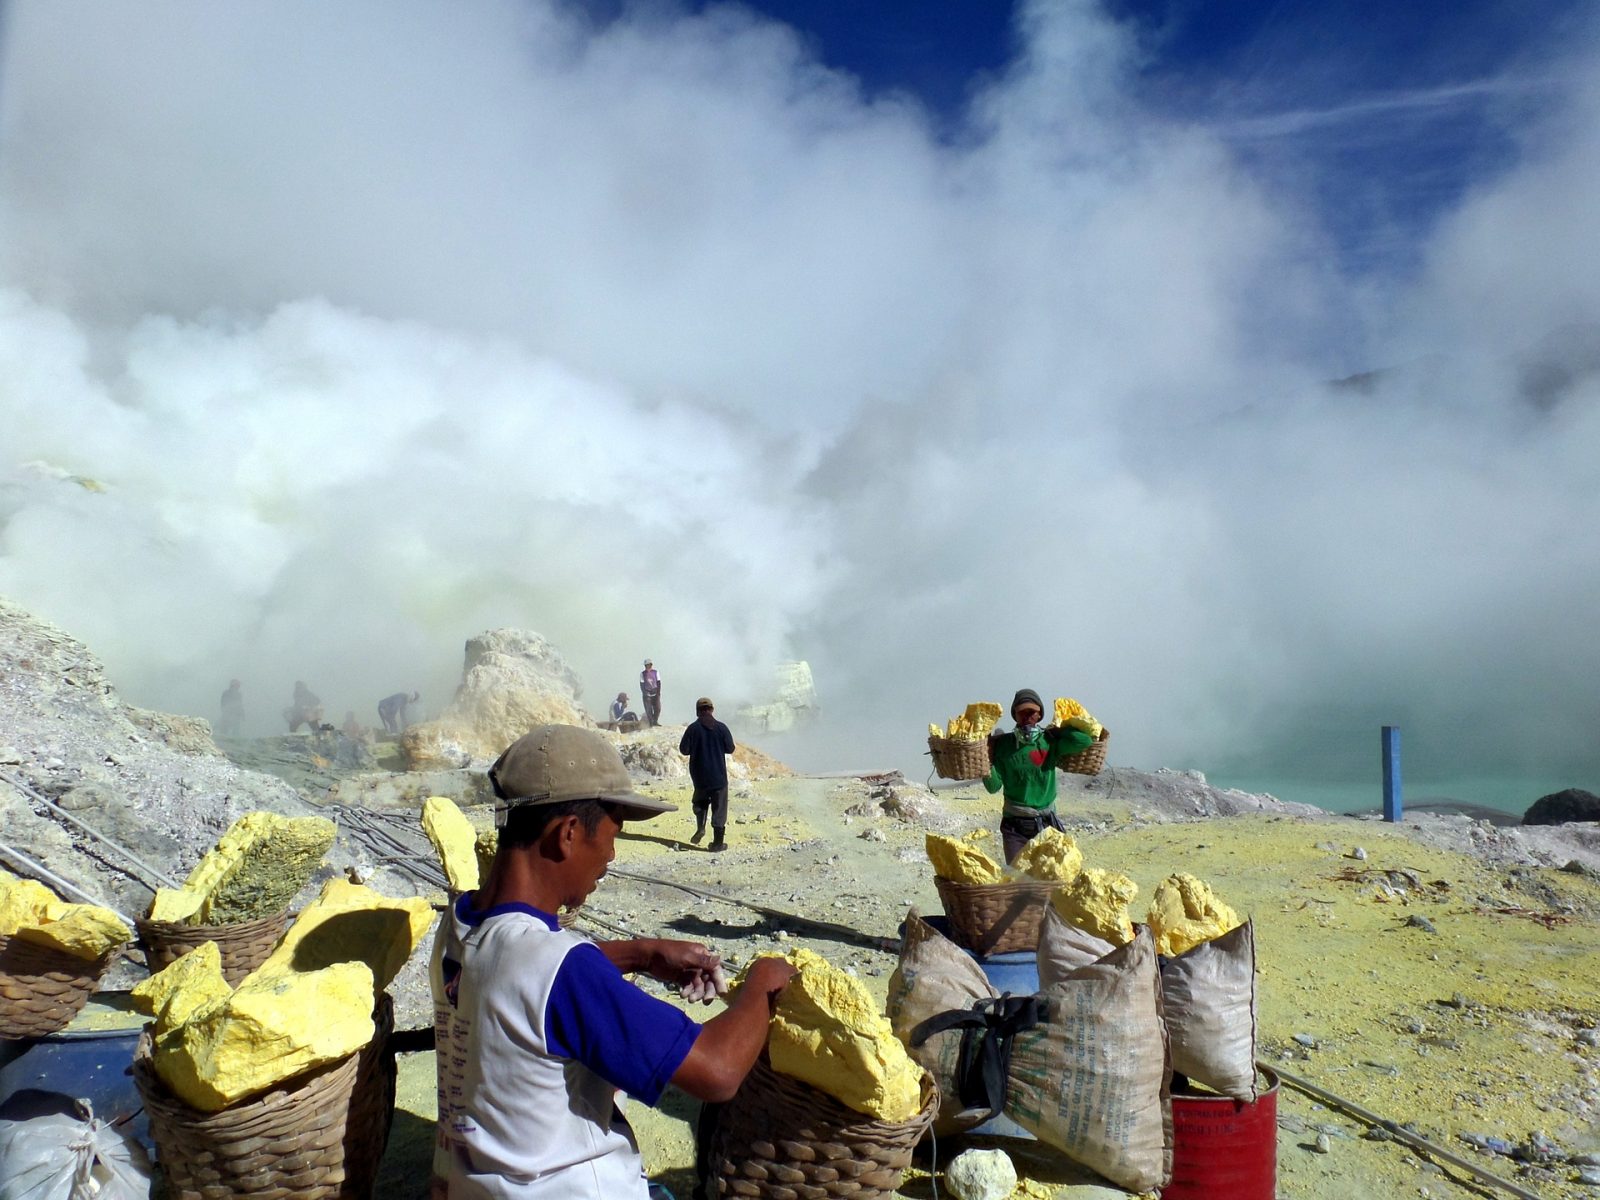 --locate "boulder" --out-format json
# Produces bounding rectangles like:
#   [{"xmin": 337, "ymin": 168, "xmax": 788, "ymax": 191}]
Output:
[
  {"xmin": 1523, "ymin": 789, "xmax": 1600, "ymax": 826},
  {"xmin": 738, "ymin": 660, "xmax": 819, "ymax": 734},
  {"xmin": 400, "ymin": 629, "xmax": 588, "ymax": 770}
]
